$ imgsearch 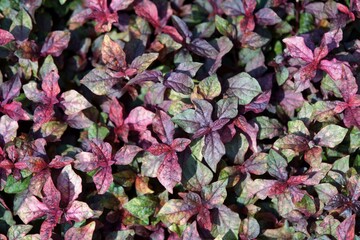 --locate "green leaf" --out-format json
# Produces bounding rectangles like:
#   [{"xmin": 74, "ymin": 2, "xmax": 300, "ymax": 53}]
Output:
[
  {"xmin": 254, "ymin": 117, "xmax": 283, "ymax": 140},
  {"xmin": 226, "ymin": 72, "xmax": 262, "ymax": 105},
  {"xmin": 314, "ymin": 183, "xmax": 338, "ymax": 204},
  {"xmin": 198, "ymin": 74, "xmax": 221, "ymax": 100},
  {"xmin": 40, "ymin": 121, "xmax": 68, "ymax": 141},
  {"xmin": 5, "ymin": 176, "xmax": 30, "ymax": 194},
  {"xmin": 267, "ymin": 149, "xmax": 288, "ymax": 180},
  {"xmin": 7, "ymin": 225, "xmax": 33, "ymax": 240},
  {"xmin": 39, "ymin": 55, "xmax": 57, "ymax": 80},
  {"xmin": 10, "ymin": 8, "xmax": 32, "ymax": 41},
  {"xmin": 215, "ymin": 15, "xmax": 235, "ymax": 38},
  {"xmin": 123, "ymin": 195, "xmax": 157, "ymax": 224},
  {"xmin": 87, "ymin": 124, "xmax": 109, "ymax": 140},
  {"xmin": 314, "ymin": 124, "xmax": 347, "ymax": 148},
  {"xmin": 182, "ymin": 155, "xmax": 213, "ymax": 191},
  {"xmin": 172, "ymin": 109, "xmax": 199, "ymax": 134},
  {"xmin": 211, "ymin": 205, "xmax": 240, "ymax": 238}
]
